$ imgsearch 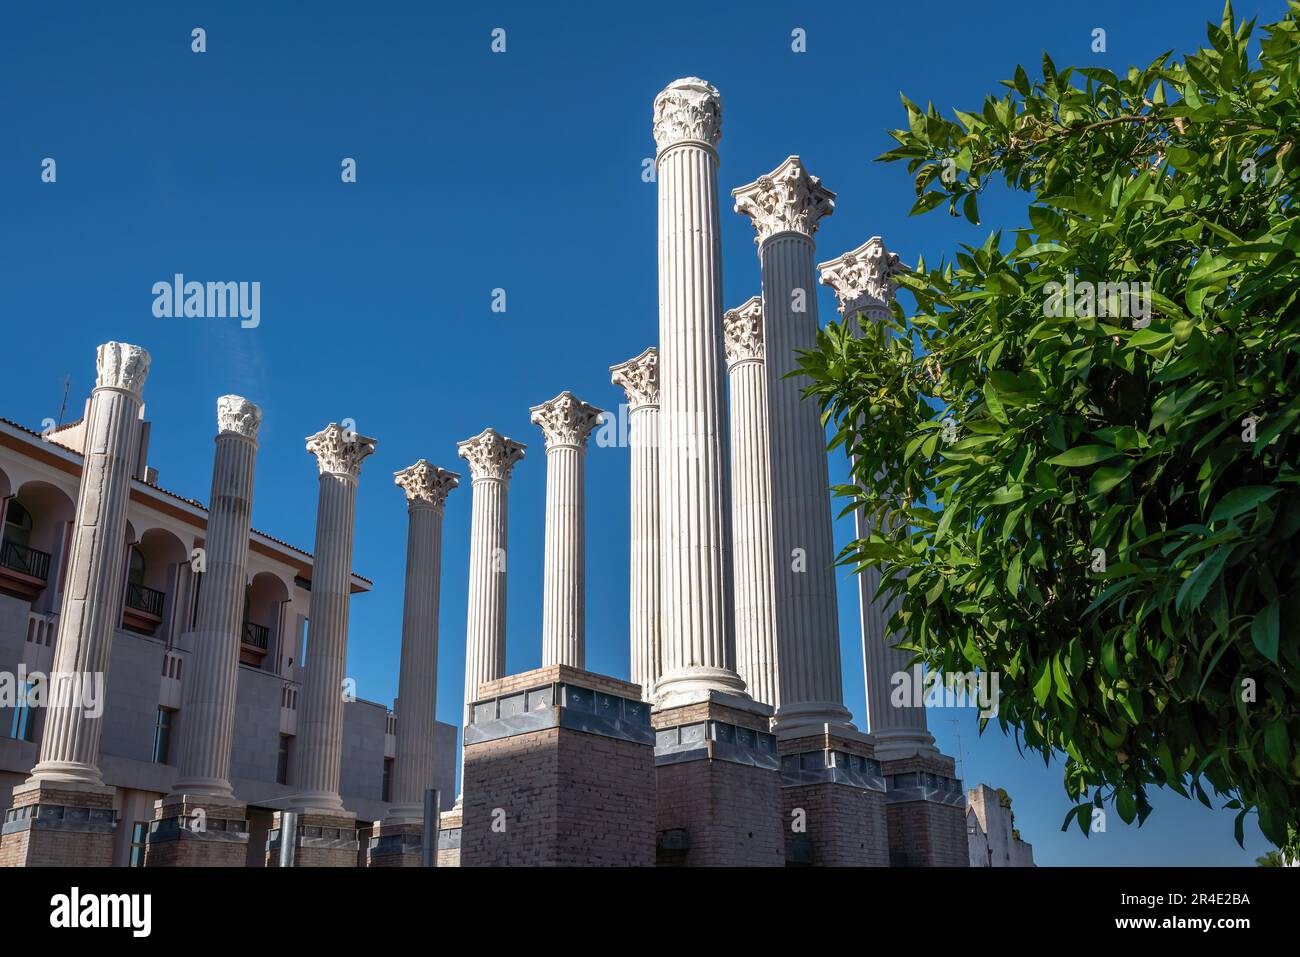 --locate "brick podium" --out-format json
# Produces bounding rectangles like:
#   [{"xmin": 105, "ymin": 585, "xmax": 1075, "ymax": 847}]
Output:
[
  {"xmin": 144, "ymin": 795, "xmax": 249, "ymax": 867},
  {"xmin": 437, "ymin": 806, "xmax": 462, "ymax": 867},
  {"xmin": 460, "ymin": 665, "xmax": 656, "ymax": 867},
  {"xmin": 880, "ymin": 752, "xmax": 968, "ymax": 866},
  {"xmin": 265, "ymin": 809, "xmax": 359, "ymax": 868},
  {"xmin": 652, "ymin": 695, "xmax": 784, "ymax": 867},
  {"xmin": 778, "ymin": 727, "xmax": 889, "ymax": 866},
  {"xmin": 0, "ymin": 780, "xmax": 117, "ymax": 868}
]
